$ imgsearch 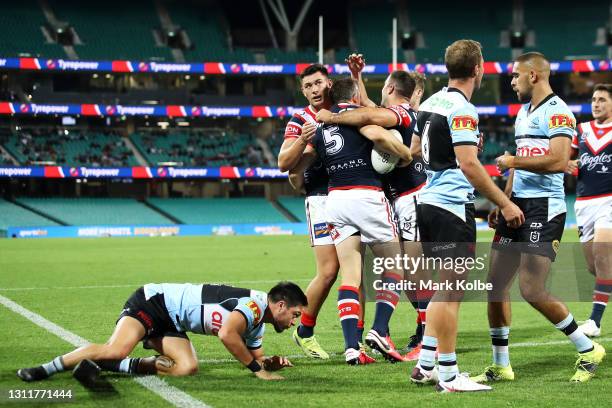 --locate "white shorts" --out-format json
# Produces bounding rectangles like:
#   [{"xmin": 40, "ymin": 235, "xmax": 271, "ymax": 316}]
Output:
[
  {"xmin": 575, "ymin": 195, "xmax": 612, "ymax": 243},
  {"xmin": 392, "ymin": 190, "xmax": 420, "ymax": 242},
  {"xmin": 325, "ymin": 188, "xmax": 397, "ymax": 245},
  {"xmin": 305, "ymin": 195, "xmax": 333, "ymax": 246}
]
